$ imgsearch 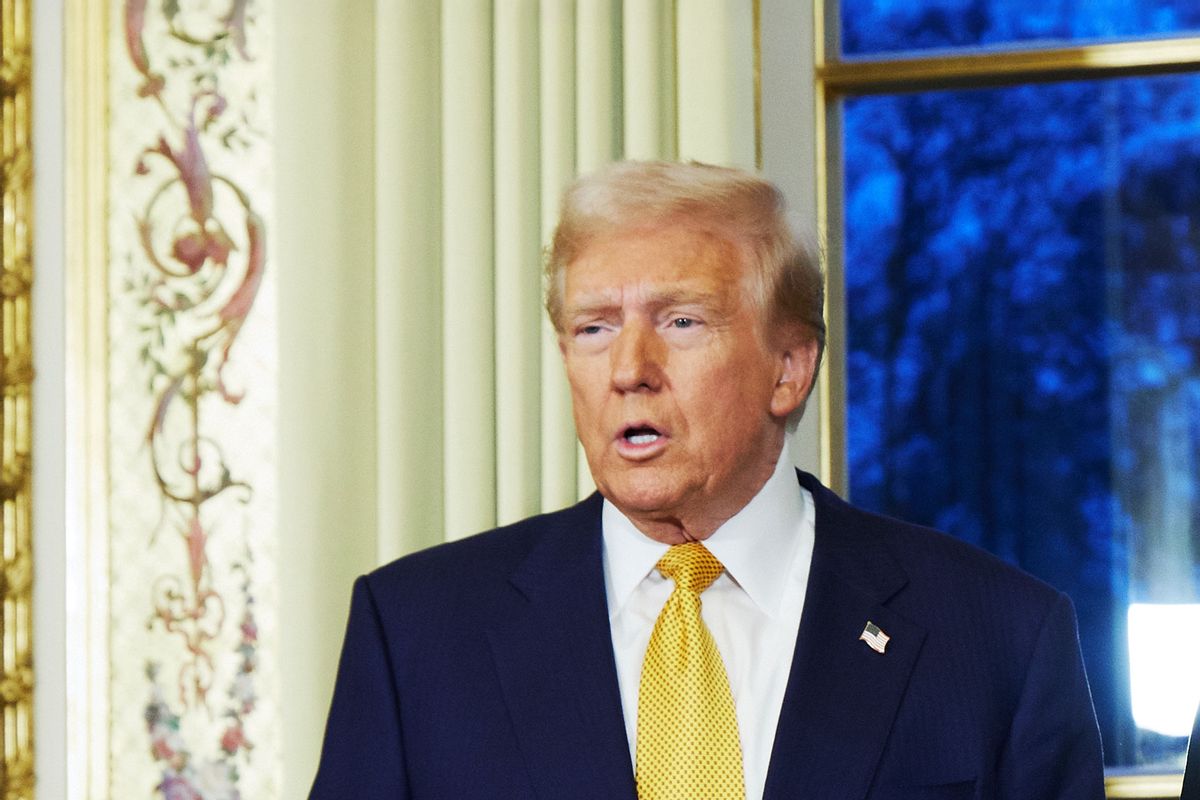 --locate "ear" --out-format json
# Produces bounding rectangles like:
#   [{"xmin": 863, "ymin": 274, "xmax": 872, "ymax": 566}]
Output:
[{"xmin": 770, "ymin": 330, "xmax": 819, "ymax": 420}]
